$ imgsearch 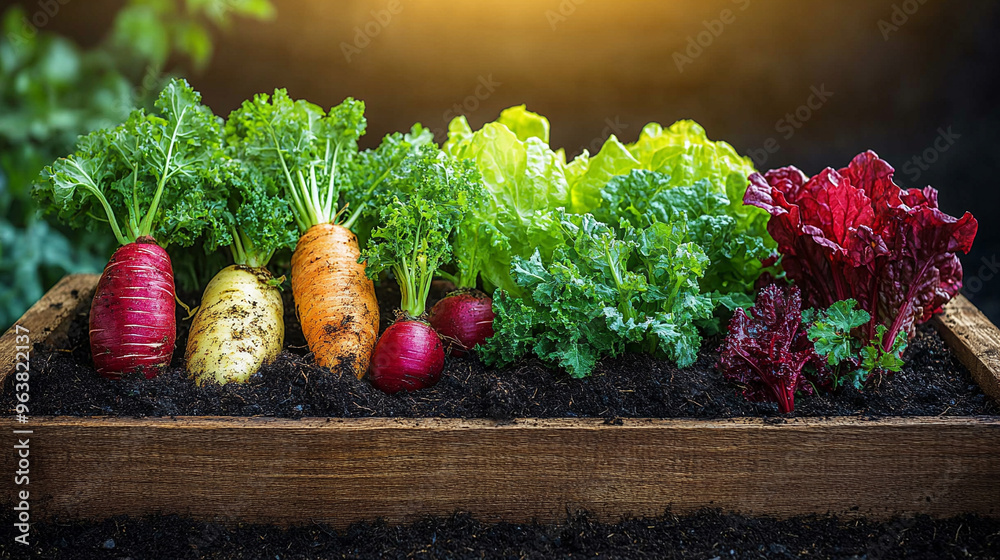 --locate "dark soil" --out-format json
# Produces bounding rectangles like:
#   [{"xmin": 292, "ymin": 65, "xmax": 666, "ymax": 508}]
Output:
[
  {"xmin": 5, "ymin": 284, "xmax": 997, "ymax": 419},
  {"xmin": 4, "ymin": 288, "xmax": 998, "ymax": 559},
  {"xmin": 2, "ymin": 509, "xmax": 998, "ymax": 560}
]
